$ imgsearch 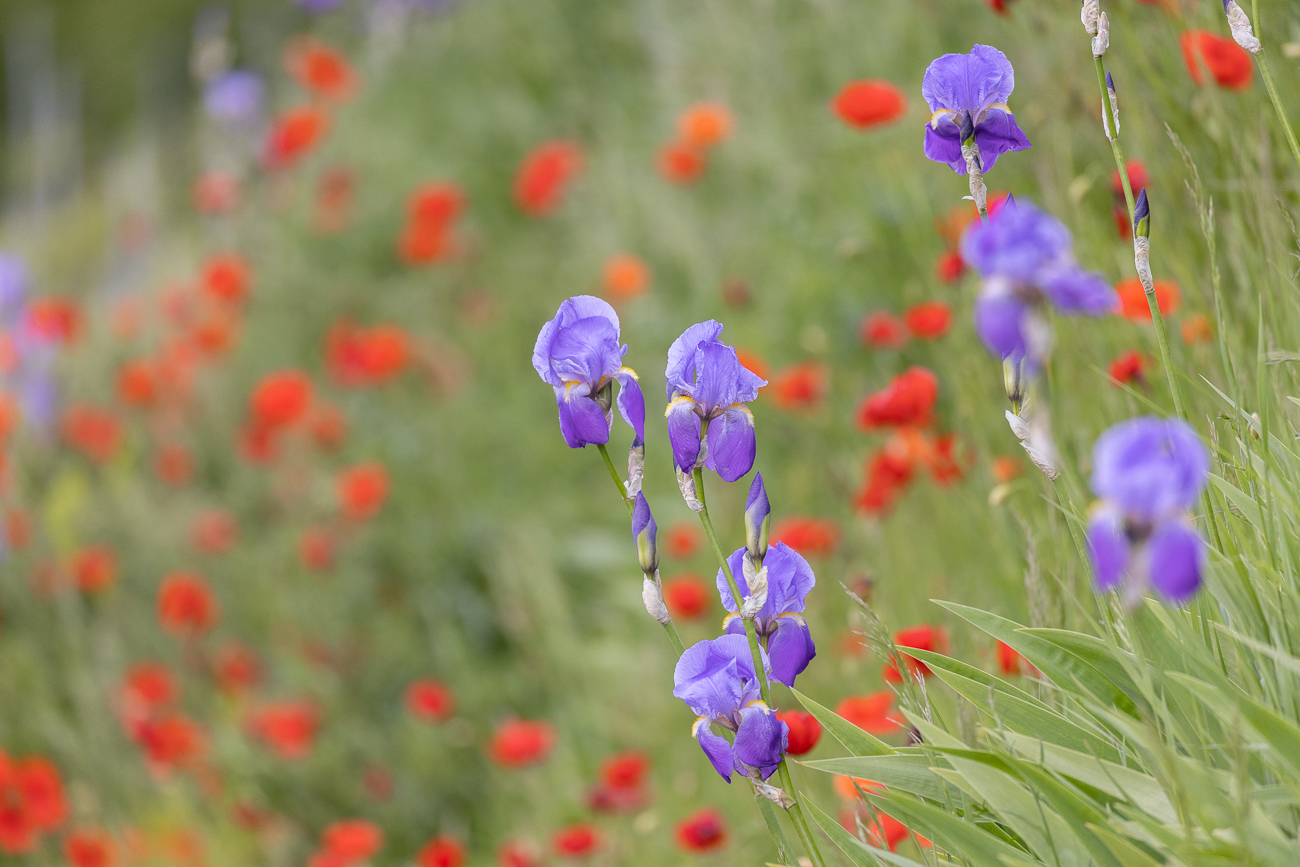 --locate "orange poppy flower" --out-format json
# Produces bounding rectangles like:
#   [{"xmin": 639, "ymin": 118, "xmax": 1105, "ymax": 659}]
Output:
[
  {"xmin": 677, "ymin": 102, "xmax": 733, "ymax": 148},
  {"xmin": 663, "ymin": 574, "xmax": 711, "ymax": 619},
  {"xmin": 71, "ymin": 545, "xmax": 117, "ymax": 593},
  {"xmin": 1114, "ymin": 277, "xmax": 1180, "ymax": 321},
  {"xmin": 265, "ymin": 107, "xmax": 330, "ymax": 169},
  {"xmin": 1182, "ymin": 312, "xmax": 1213, "ymax": 344},
  {"xmin": 250, "ymin": 370, "xmax": 313, "ymax": 429},
  {"xmin": 832, "ymin": 80, "xmax": 907, "ymax": 129},
  {"xmin": 883, "ymin": 624, "xmax": 949, "ymax": 683},
  {"xmin": 776, "ymin": 710, "xmax": 821, "ymax": 756},
  {"xmin": 835, "ymin": 692, "xmax": 903, "ymax": 735},
  {"xmin": 602, "ymin": 254, "xmax": 650, "ymax": 300},
  {"xmin": 284, "ymin": 37, "xmax": 358, "ymax": 103},
  {"xmin": 417, "ymin": 836, "xmax": 466, "ymax": 867},
  {"xmin": 771, "ymin": 517, "xmax": 839, "ymax": 556},
  {"xmin": 201, "ymin": 253, "xmax": 250, "ymax": 304},
  {"xmin": 1181, "ymin": 30, "xmax": 1252, "ymax": 90},
  {"xmin": 904, "ymin": 301, "xmax": 952, "ymax": 339},
  {"xmin": 1108, "ymin": 350, "xmax": 1146, "ymax": 385},
  {"xmin": 406, "ymin": 679, "xmax": 456, "ymax": 723},
  {"xmin": 336, "ymin": 462, "xmax": 389, "ymax": 520},
  {"xmin": 770, "ymin": 362, "xmax": 827, "ymax": 413},
  {"xmin": 552, "ymin": 824, "xmax": 601, "ymax": 859}
]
